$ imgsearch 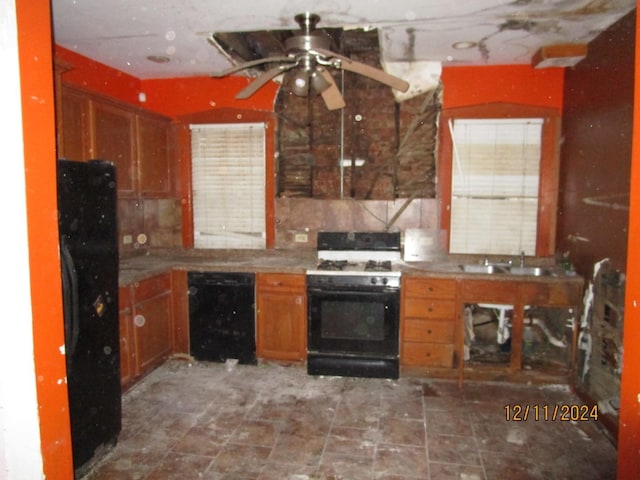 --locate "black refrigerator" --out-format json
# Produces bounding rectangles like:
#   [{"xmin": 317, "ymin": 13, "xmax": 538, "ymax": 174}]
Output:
[{"xmin": 57, "ymin": 159, "xmax": 121, "ymax": 477}]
